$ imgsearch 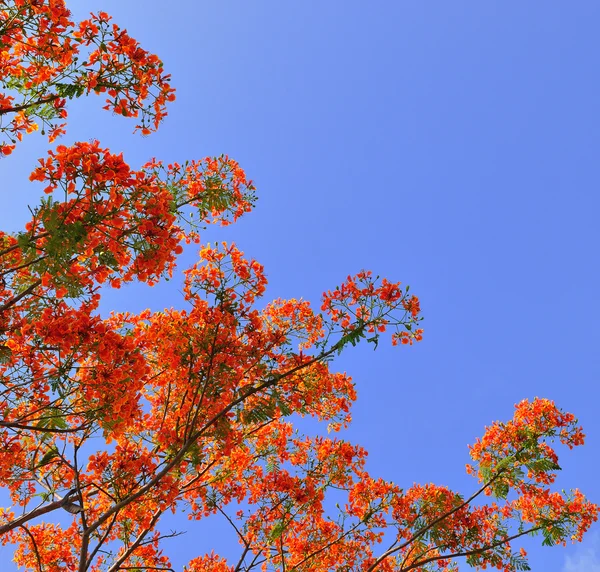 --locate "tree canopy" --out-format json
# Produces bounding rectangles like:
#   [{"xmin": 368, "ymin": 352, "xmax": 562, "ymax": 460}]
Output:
[{"xmin": 0, "ymin": 2, "xmax": 597, "ymax": 570}]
